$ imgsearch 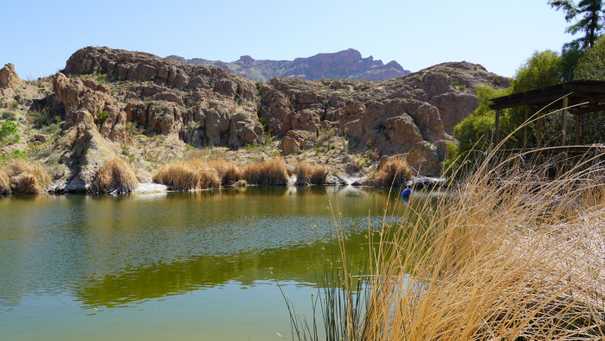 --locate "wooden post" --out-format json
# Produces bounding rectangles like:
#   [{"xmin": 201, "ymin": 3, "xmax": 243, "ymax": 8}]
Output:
[
  {"xmin": 561, "ymin": 97, "xmax": 568, "ymax": 145},
  {"xmin": 493, "ymin": 109, "xmax": 500, "ymax": 144},
  {"xmin": 537, "ymin": 106, "xmax": 545, "ymax": 147},
  {"xmin": 576, "ymin": 113, "xmax": 583, "ymax": 145},
  {"xmin": 523, "ymin": 111, "xmax": 528, "ymax": 149}
]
